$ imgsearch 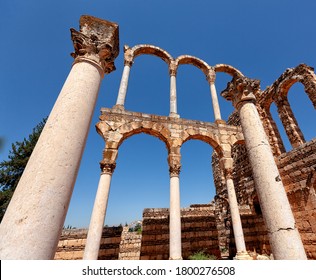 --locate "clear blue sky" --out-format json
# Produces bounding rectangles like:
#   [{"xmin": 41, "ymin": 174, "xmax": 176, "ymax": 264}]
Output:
[{"xmin": 1, "ymin": 0, "xmax": 315, "ymax": 228}]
